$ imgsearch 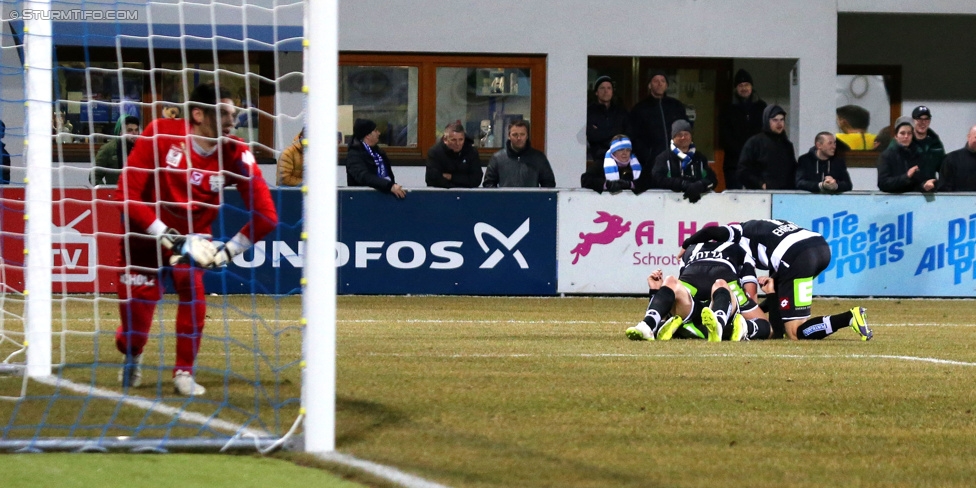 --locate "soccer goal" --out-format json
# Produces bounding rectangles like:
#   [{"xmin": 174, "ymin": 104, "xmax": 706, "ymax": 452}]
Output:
[{"xmin": 0, "ymin": 0, "xmax": 336, "ymax": 453}]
